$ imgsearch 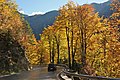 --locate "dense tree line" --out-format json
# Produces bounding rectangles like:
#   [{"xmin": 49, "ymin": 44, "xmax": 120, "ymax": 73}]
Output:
[
  {"xmin": 0, "ymin": 0, "xmax": 33, "ymax": 75},
  {"xmin": 0, "ymin": 0, "xmax": 120, "ymax": 78},
  {"xmin": 38, "ymin": 0, "xmax": 120, "ymax": 78}
]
